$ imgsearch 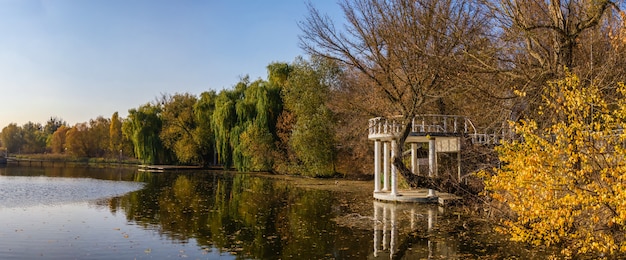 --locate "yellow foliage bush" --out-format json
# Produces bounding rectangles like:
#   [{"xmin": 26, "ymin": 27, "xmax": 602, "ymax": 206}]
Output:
[{"xmin": 484, "ymin": 72, "xmax": 626, "ymax": 257}]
